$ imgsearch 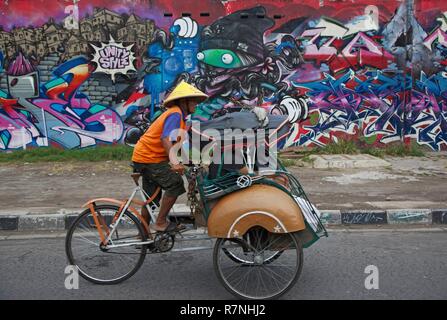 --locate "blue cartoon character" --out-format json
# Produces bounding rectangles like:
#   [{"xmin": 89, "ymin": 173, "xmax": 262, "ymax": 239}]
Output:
[
  {"xmin": 115, "ymin": 17, "xmax": 201, "ymax": 120},
  {"xmin": 143, "ymin": 17, "xmax": 201, "ymax": 116}
]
